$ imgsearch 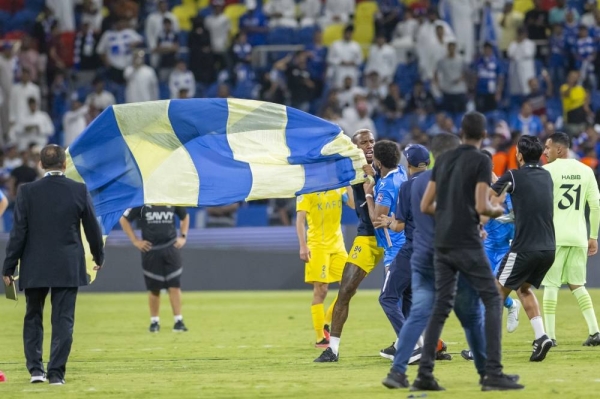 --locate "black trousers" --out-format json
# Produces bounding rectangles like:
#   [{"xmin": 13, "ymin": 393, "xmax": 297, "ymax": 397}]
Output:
[
  {"xmin": 24, "ymin": 287, "xmax": 78, "ymax": 379},
  {"xmin": 418, "ymin": 247, "xmax": 503, "ymax": 378}
]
